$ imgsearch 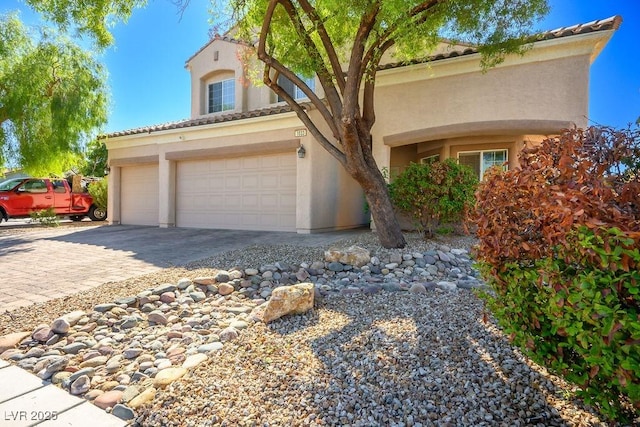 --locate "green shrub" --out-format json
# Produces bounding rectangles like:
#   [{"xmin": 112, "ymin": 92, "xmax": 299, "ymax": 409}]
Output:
[
  {"xmin": 30, "ymin": 207, "xmax": 59, "ymax": 227},
  {"xmin": 475, "ymin": 126, "xmax": 640, "ymax": 422},
  {"xmin": 389, "ymin": 159, "xmax": 478, "ymax": 237},
  {"xmin": 87, "ymin": 178, "xmax": 107, "ymax": 209}
]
